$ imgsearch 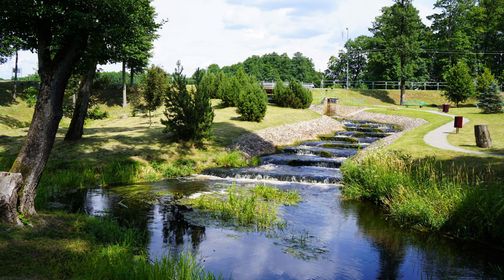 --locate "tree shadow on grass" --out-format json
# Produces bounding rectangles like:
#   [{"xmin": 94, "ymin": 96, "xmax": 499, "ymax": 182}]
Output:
[
  {"xmin": 0, "ymin": 114, "xmax": 30, "ymax": 128},
  {"xmin": 354, "ymin": 89, "xmax": 396, "ymax": 105}
]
